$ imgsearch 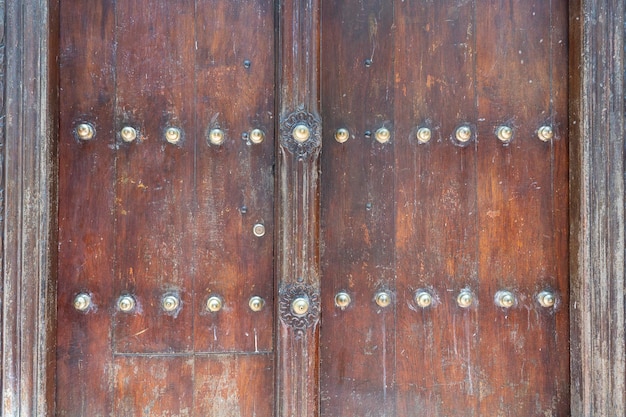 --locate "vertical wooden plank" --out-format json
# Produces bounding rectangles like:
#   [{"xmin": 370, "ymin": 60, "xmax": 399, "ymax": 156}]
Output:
[
  {"xmin": 194, "ymin": 355, "xmax": 274, "ymax": 416},
  {"xmin": 475, "ymin": 0, "xmax": 569, "ymax": 414},
  {"xmin": 319, "ymin": 0, "xmax": 395, "ymax": 415},
  {"xmin": 3, "ymin": 0, "xmax": 58, "ymax": 414},
  {"xmin": 193, "ymin": 0, "xmax": 275, "ymax": 354},
  {"xmin": 114, "ymin": 356, "xmax": 193, "ymax": 416},
  {"xmin": 56, "ymin": 0, "xmax": 115, "ymax": 415},
  {"xmin": 393, "ymin": 1, "xmax": 478, "ymax": 415},
  {"xmin": 570, "ymin": 0, "xmax": 626, "ymax": 414},
  {"xmin": 112, "ymin": 0, "xmax": 195, "ymax": 354},
  {"xmin": 276, "ymin": 0, "xmax": 322, "ymax": 413}
]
